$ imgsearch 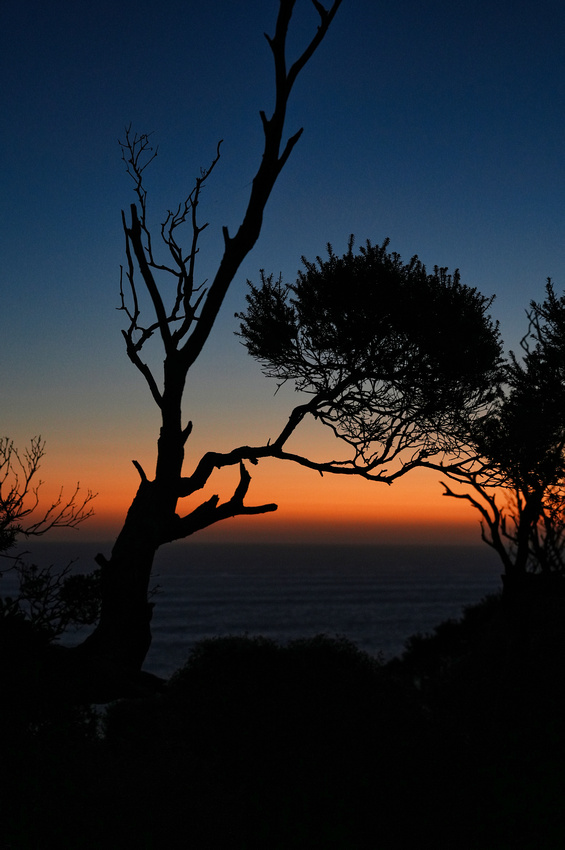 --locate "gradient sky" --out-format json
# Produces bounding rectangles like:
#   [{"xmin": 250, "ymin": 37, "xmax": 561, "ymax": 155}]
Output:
[{"xmin": 1, "ymin": 0, "xmax": 564, "ymax": 546}]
